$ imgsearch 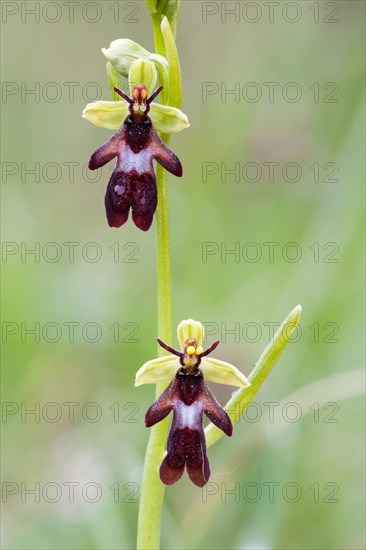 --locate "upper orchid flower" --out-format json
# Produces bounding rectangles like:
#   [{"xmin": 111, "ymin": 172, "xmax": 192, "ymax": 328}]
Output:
[
  {"xmin": 136, "ymin": 320, "xmax": 250, "ymax": 487},
  {"xmin": 86, "ymin": 84, "xmax": 183, "ymax": 231}
]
